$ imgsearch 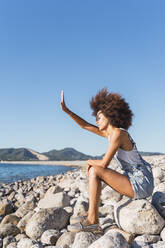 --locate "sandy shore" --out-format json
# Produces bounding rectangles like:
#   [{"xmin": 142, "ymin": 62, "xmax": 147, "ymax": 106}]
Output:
[{"xmin": 0, "ymin": 160, "xmax": 87, "ymax": 168}]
